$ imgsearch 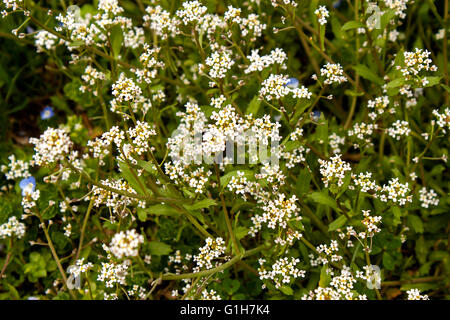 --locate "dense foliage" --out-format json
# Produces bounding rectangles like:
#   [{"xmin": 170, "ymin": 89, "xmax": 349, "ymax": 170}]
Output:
[{"xmin": 0, "ymin": 0, "xmax": 449, "ymax": 300}]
